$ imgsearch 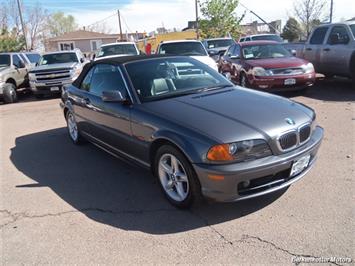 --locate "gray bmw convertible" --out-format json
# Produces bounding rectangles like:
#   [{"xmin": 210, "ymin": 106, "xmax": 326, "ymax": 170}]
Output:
[{"xmin": 61, "ymin": 55, "xmax": 323, "ymax": 208}]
